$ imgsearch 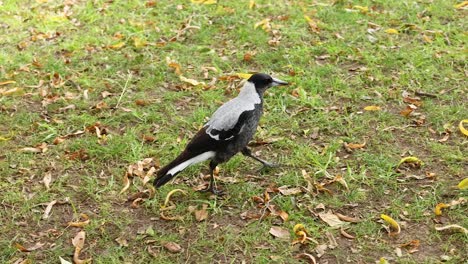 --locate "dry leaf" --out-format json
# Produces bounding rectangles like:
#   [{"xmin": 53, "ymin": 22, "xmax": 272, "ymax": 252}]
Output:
[
  {"xmin": 14, "ymin": 242, "xmax": 45, "ymax": 252},
  {"xmin": 340, "ymin": 228, "xmax": 355, "ymax": 239},
  {"xmin": 454, "ymin": 1, "xmax": 468, "ymax": 9},
  {"xmin": 42, "ymin": 200, "xmax": 57, "ymax": 219},
  {"xmin": 318, "ymin": 211, "xmax": 347, "ymax": 228},
  {"xmin": 0, "ymin": 80, "xmax": 16, "ymax": 86},
  {"xmin": 163, "ymin": 189, "xmax": 187, "ymax": 208},
  {"xmin": 294, "ymin": 253, "xmax": 317, "ymax": 264},
  {"xmin": 72, "ymin": 231, "xmax": 92, "ymax": 264},
  {"xmin": 115, "ymin": 237, "xmax": 128, "ymax": 247},
  {"xmin": 364, "ymin": 105, "xmax": 381, "ymax": 111},
  {"xmin": 435, "ymin": 224, "xmax": 468, "ymax": 234},
  {"xmin": 43, "ymin": 172, "xmax": 52, "ymax": 190},
  {"xmin": 345, "ymin": 141, "xmax": 366, "ymax": 149},
  {"xmin": 68, "ymin": 213, "xmax": 90, "ymax": 228},
  {"xmin": 335, "ymin": 213, "xmax": 360, "ymax": 223},
  {"xmin": 278, "ymin": 186, "xmax": 303, "ymax": 196},
  {"xmin": 164, "ymin": 242, "xmax": 182, "ymax": 253},
  {"xmin": 381, "ymin": 214, "xmax": 401, "ymax": 235},
  {"xmin": 434, "ymin": 203, "xmax": 450, "ymax": 216},
  {"xmin": 269, "ymin": 226, "xmax": 290, "ymax": 240},
  {"xmin": 108, "ymin": 42, "xmax": 125, "ymax": 50},
  {"xmin": 1, "ymin": 87, "xmax": 24, "ymax": 96},
  {"xmin": 190, "ymin": 0, "xmax": 216, "ymax": 4},
  {"xmin": 194, "ymin": 204, "xmax": 208, "ymax": 222},
  {"xmin": 59, "ymin": 256, "xmax": 72, "ymax": 264},
  {"xmin": 400, "ymin": 105, "xmax": 414, "ymax": 117},
  {"xmin": 179, "ymin": 75, "xmax": 205, "ymax": 86},
  {"xmin": 119, "ymin": 173, "xmax": 130, "ymax": 194}
]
